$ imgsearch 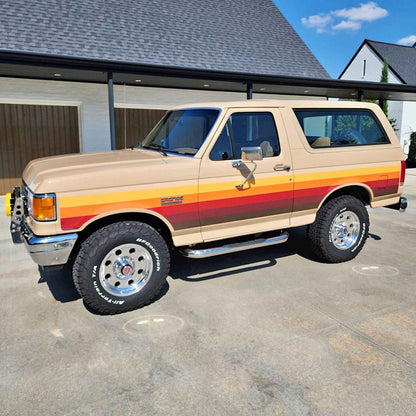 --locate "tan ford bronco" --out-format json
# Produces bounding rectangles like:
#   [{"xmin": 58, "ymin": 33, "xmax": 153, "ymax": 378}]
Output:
[{"xmin": 6, "ymin": 100, "xmax": 407, "ymax": 314}]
